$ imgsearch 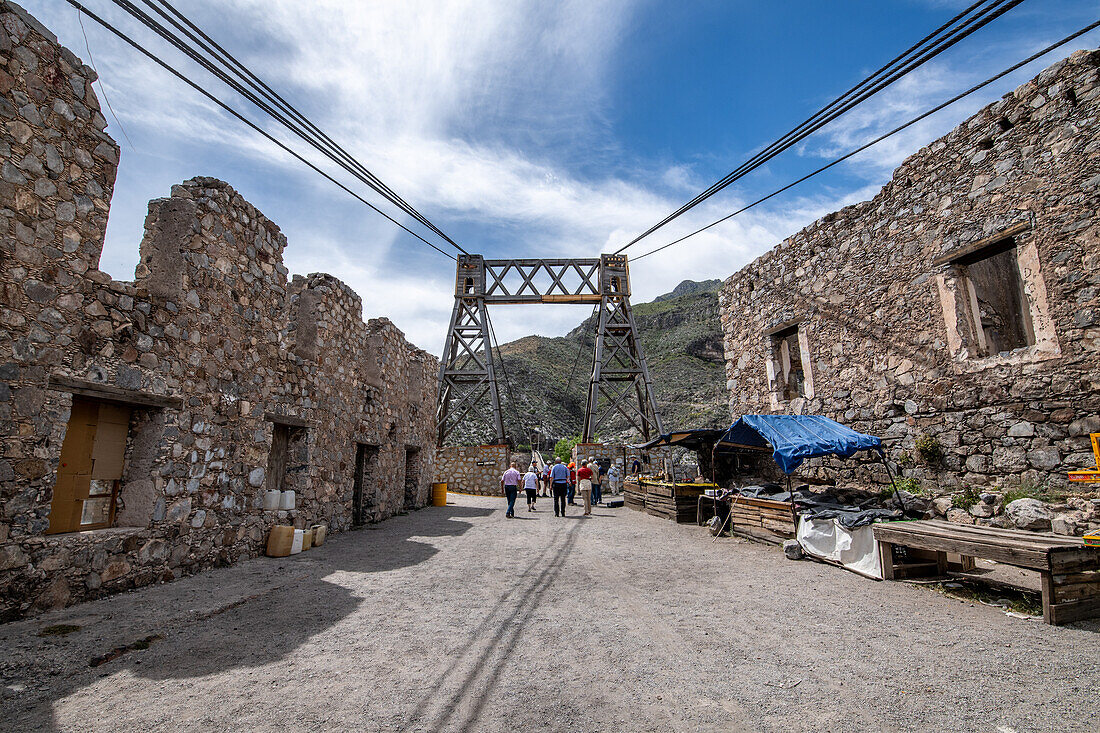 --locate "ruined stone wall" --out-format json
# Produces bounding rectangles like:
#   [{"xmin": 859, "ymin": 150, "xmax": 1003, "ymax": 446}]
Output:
[
  {"xmin": 0, "ymin": 2, "xmax": 437, "ymax": 620},
  {"xmin": 720, "ymin": 49, "xmax": 1100, "ymax": 494},
  {"xmin": 433, "ymin": 445, "xmax": 510, "ymax": 496}
]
